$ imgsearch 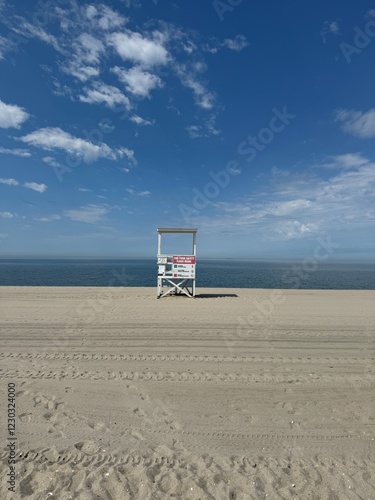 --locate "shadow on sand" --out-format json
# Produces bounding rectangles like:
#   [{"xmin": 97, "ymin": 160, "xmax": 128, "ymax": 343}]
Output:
[{"xmin": 194, "ymin": 293, "xmax": 238, "ymax": 299}]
